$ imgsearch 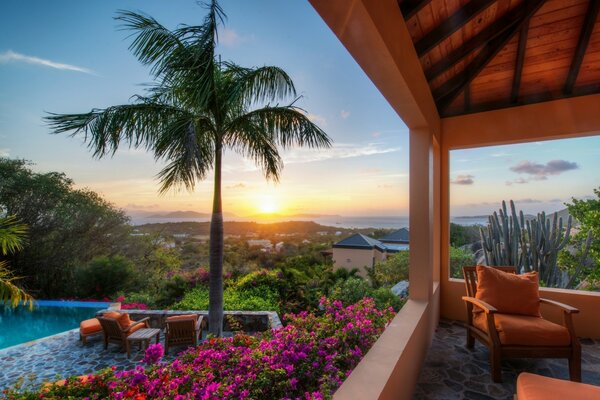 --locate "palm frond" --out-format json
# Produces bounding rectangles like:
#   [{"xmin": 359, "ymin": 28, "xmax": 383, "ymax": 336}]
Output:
[
  {"xmin": 224, "ymin": 119, "xmax": 284, "ymax": 181},
  {"xmin": 0, "ymin": 262, "xmax": 34, "ymax": 309},
  {"xmin": 0, "ymin": 216, "xmax": 27, "ymax": 256},
  {"xmin": 227, "ymin": 106, "xmax": 332, "ymax": 150},
  {"xmin": 154, "ymin": 115, "xmax": 216, "ymax": 193},
  {"xmin": 45, "ymin": 103, "xmax": 189, "ymax": 158},
  {"xmin": 224, "ymin": 64, "xmax": 297, "ymax": 107}
]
